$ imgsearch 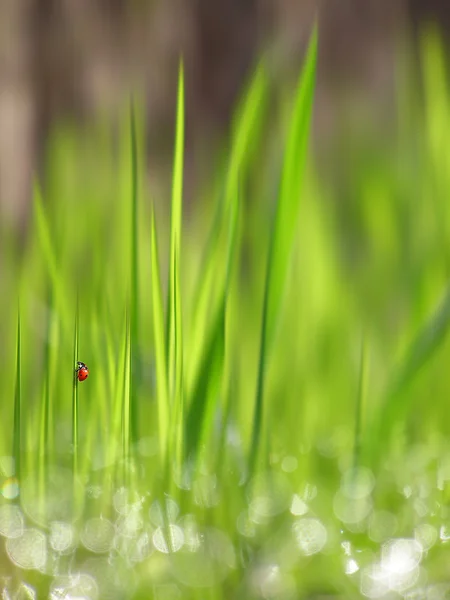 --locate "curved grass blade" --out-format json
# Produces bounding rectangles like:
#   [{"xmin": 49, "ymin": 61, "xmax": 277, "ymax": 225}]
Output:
[
  {"xmin": 248, "ymin": 25, "xmax": 318, "ymax": 477},
  {"xmin": 184, "ymin": 177, "xmax": 239, "ymax": 465},
  {"xmin": 366, "ymin": 285, "xmax": 450, "ymax": 467},
  {"xmin": 185, "ymin": 297, "xmax": 225, "ymax": 464},
  {"xmin": 187, "ymin": 64, "xmax": 269, "ymax": 395},
  {"xmin": 151, "ymin": 206, "xmax": 170, "ymax": 464}
]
